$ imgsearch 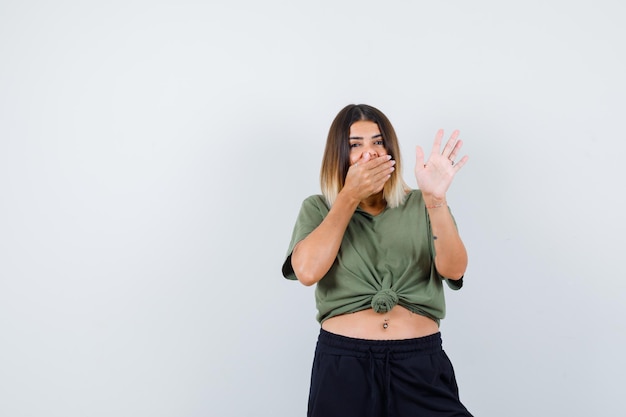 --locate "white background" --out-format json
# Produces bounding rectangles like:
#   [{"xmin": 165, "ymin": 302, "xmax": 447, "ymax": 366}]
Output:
[{"xmin": 1, "ymin": 1, "xmax": 625, "ymax": 416}]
